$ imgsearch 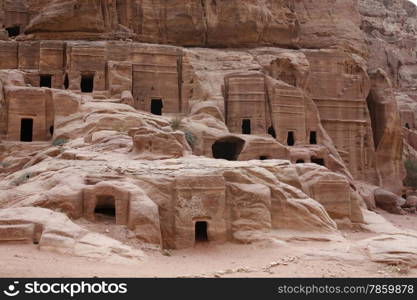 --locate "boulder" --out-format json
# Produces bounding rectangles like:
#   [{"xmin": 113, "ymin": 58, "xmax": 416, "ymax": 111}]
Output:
[
  {"xmin": 374, "ymin": 189, "xmax": 406, "ymax": 214},
  {"xmin": 360, "ymin": 234, "xmax": 417, "ymax": 267},
  {"xmin": 404, "ymin": 195, "xmax": 417, "ymax": 208}
]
